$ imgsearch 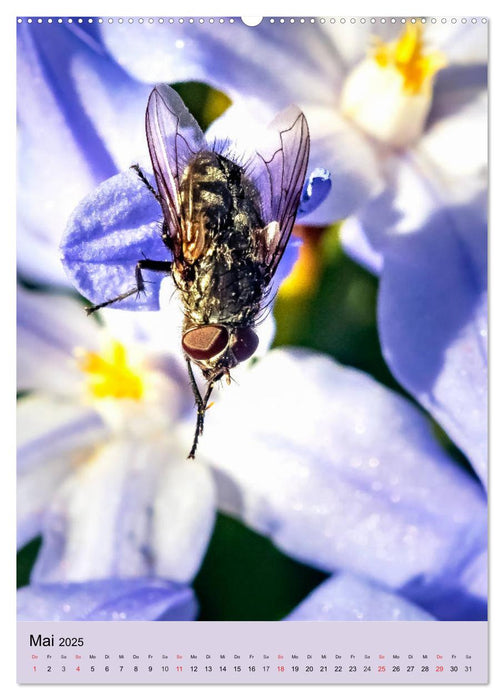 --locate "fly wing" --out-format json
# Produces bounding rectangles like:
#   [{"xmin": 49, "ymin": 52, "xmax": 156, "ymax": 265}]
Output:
[
  {"xmin": 254, "ymin": 106, "xmax": 310, "ymax": 283},
  {"xmin": 145, "ymin": 84, "xmax": 206, "ymax": 264}
]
